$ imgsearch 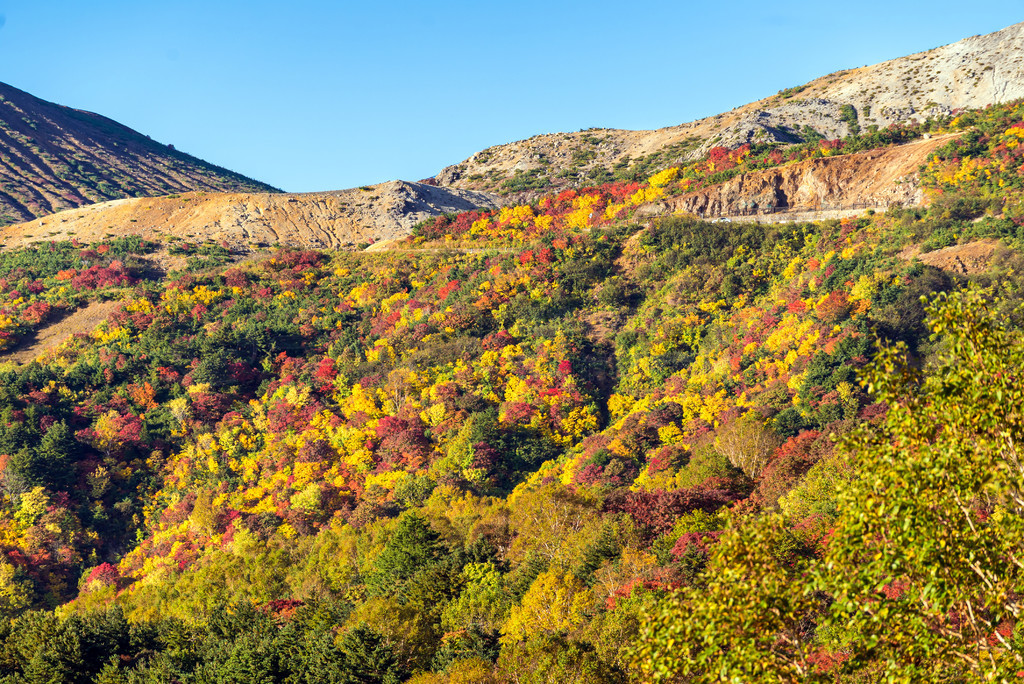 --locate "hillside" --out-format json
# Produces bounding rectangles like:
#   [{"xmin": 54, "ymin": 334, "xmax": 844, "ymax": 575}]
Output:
[
  {"xmin": 0, "ymin": 25, "xmax": 1023, "ymax": 684},
  {"xmin": 0, "ymin": 135, "xmax": 940, "ymax": 255},
  {"xmin": 663, "ymin": 133, "xmax": 954, "ymax": 217},
  {"xmin": 0, "ymin": 181, "xmax": 498, "ymax": 255},
  {"xmin": 0, "ymin": 81, "xmax": 278, "ymax": 226},
  {"xmin": 434, "ymin": 22, "xmax": 1024, "ymax": 196},
  {"xmin": 0, "ymin": 96, "xmax": 1020, "ymax": 681}
]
